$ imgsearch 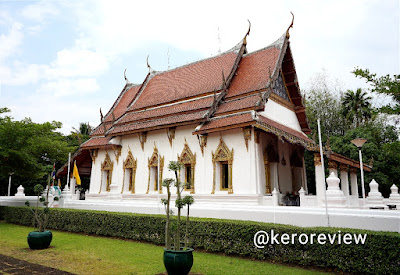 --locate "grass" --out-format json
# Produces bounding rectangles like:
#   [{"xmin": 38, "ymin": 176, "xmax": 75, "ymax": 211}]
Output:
[{"xmin": 0, "ymin": 222, "xmax": 330, "ymax": 275}]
